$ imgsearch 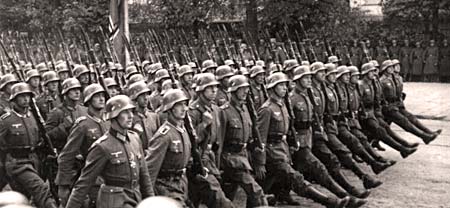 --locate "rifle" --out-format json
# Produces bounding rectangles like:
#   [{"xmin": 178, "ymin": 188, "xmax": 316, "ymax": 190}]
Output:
[
  {"xmin": 181, "ymin": 28, "xmax": 201, "ymax": 72},
  {"xmin": 360, "ymin": 41, "xmax": 372, "ymax": 62},
  {"xmin": 57, "ymin": 29, "xmax": 74, "ymax": 77},
  {"xmin": 121, "ymin": 33, "xmax": 143, "ymax": 75},
  {"xmin": 283, "ymin": 23, "xmax": 297, "ymax": 60},
  {"xmin": 22, "ymin": 35, "xmax": 36, "ymax": 69},
  {"xmin": 207, "ymin": 28, "xmax": 224, "ymax": 64},
  {"xmin": 0, "ymin": 38, "xmax": 59, "ymax": 203},
  {"xmin": 17, "ymin": 33, "xmax": 29, "ymax": 65},
  {"xmin": 79, "ymin": 27, "xmax": 111, "ymax": 99},
  {"xmin": 166, "ymin": 62, "xmax": 207, "ymax": 177},
  {"xmin": 298, "ymin": 20, "xmax": 318, "ymax": 62},
  {"xmin": 41, "ymin": 34, "xmax": 57, "ymax": 72}
]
